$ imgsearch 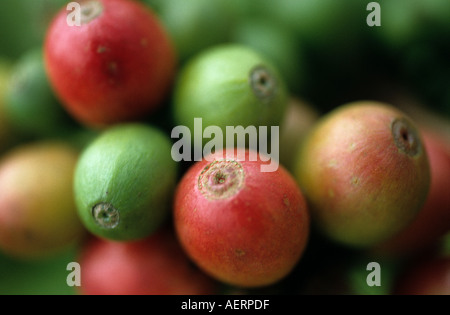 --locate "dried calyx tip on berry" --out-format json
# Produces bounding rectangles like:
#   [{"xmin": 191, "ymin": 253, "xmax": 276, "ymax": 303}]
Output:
[
  {"xmin": 198, "ymin": 160, "xmax": 245, "ymax": 200},
  {"xmin": 250, "ymin": 65, "xmax": 277, "ymax": 102},
  {"xmin": 391, "ymin": 117, "xmax": 421, "ymax": 157},
  {"xmin": 92, "ymin": 202, "xmax": 119, "ymax": 229}
]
